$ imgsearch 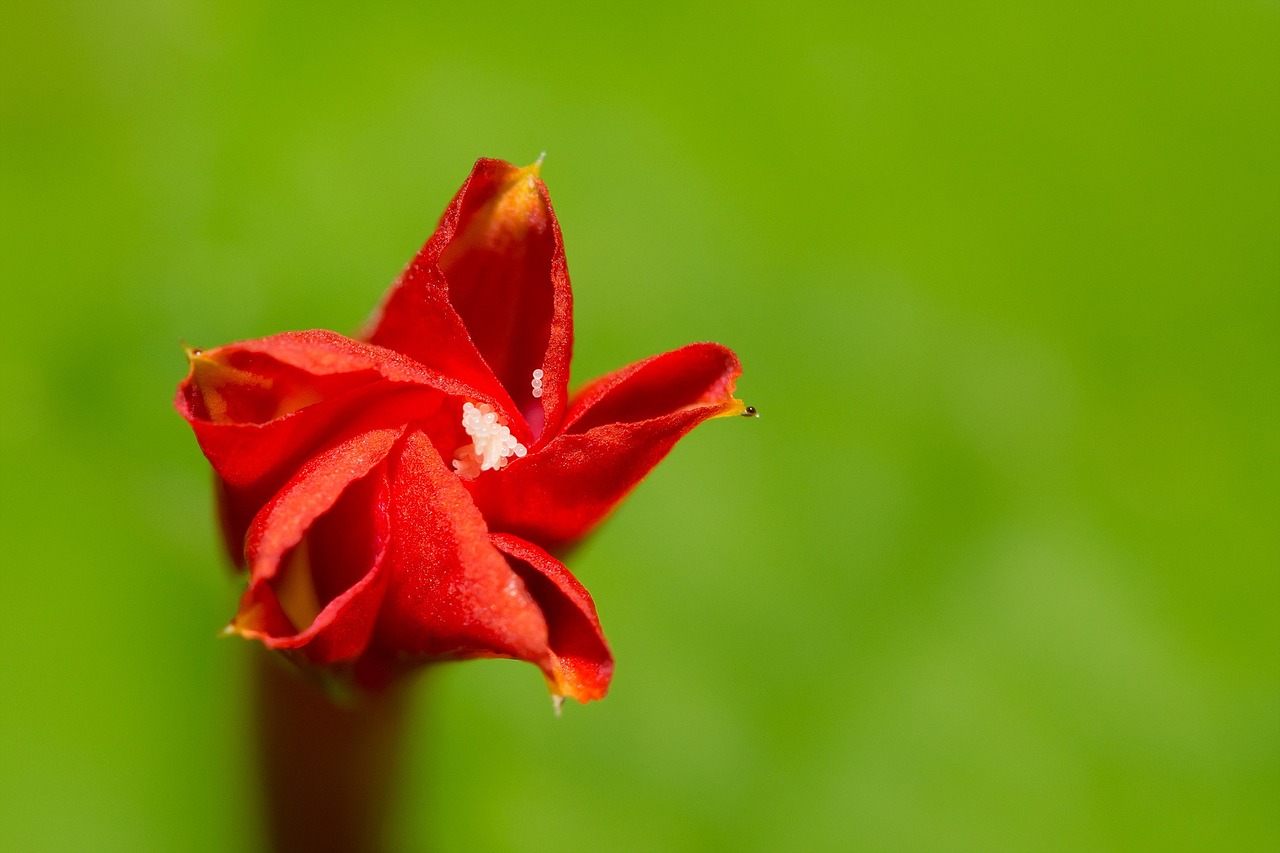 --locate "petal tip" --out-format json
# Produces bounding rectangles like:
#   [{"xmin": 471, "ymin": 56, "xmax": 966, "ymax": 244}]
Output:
[
  {"xmin": 544, "ymin": 660, "xmax": 613, "ymax": 705},
  {"xmin": 715, "ymin": 397, "xmax": 749, "ymax": 419}
]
